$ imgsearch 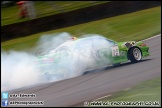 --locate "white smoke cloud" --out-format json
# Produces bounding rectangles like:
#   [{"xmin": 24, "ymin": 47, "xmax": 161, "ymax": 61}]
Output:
[
  {"xmin": 1, "ymin": 32, "xmax": 114, "ymax": 91},
  {"xmin": 34, "ymin": 32, "xmax": 73, "ymax": 56},
  {"xmin": 1, "ymin": 51, "xmax": 44, "ymax": 91}
]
